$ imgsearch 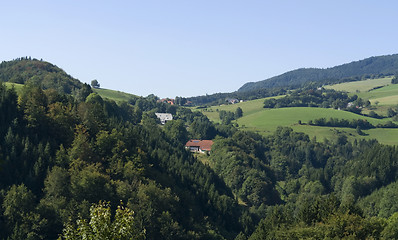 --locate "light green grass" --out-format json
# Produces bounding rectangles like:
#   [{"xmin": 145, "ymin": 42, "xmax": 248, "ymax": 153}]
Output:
[
  {"xmin": 358, "ymin": 84, "xmax": 398, "ymax": 106},
  {"xmin": 361, "ymin": 128, "xmax": 398, "ymax": 145},
  {"xmin": 93, "ymin": 88, "xmax": 137, "ymax": 103},
  {"xmin": 198, "ymin": 95, "xmax": 285, "ymax": 122},
  {"xmin": 324, "ymin": 77, "xmax": 398, "ymax": 106},
  {"xmin": 198, "ymin": 95, "xmax": 398, "ymax": 145},
  {"xmin": 4, "ymin": 82, "xmax": 24, "ymax": 94},
  {"xmin": 237, "ymin": 107, "xmax": 398, "ymax": 145},
  {"xmin": 324, "ymin": 77, "xmax": 393, "ymax": 93}
]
